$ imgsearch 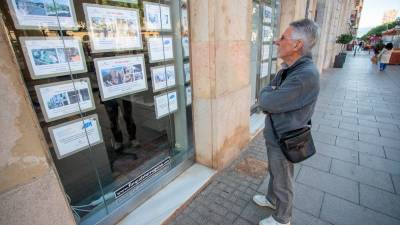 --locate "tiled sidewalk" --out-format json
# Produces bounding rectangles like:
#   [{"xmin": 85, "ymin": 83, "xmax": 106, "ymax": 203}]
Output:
[{"xmin": 167, "ymin": 53, "xmax": 400, "ymax": 225}]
